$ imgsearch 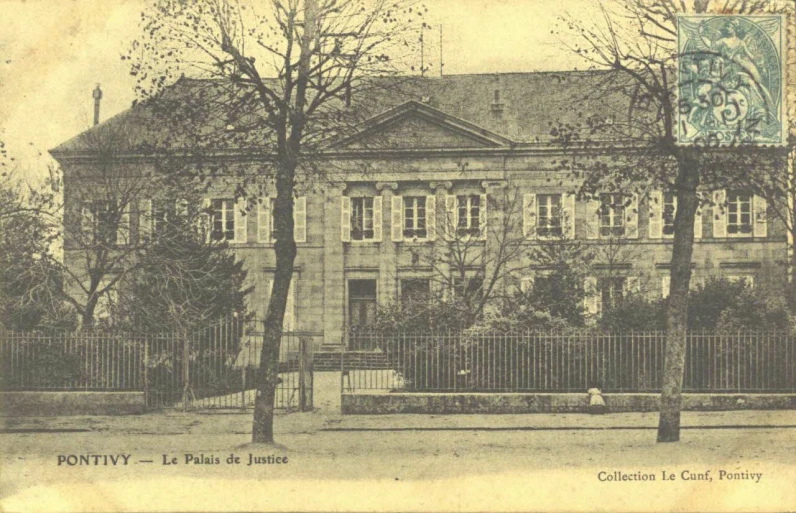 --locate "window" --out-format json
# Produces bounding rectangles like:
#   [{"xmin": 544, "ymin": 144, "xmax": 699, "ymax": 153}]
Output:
[
  {"xmin": 403, "ymin": 197, "xmax": 427, "ymax": 239},
  {"xmin": 211, "ymin": 199, "xmax": 235, "ymax": 241},
  {"xmin": 83, "ymin": 200, "xmax": 119, "ymax": 245},
  {"xmin": 456, "ymin": 195, "xmax": 481, "ymax": 236},
  {"xmin": 599, "ymin": 277, "xmax": 626, "ymax": 310},
  {"xmin": 727, "ymin": 191, "xmax": 753, "ymax": 235},
  {"xmin": 401, "ymin": 278, "xmax": 430, "ymax": 304},
  {"xmin": 152, "ymin": 200, "xmax": 176, "ymax": 236},
  {"xmin": 599, "ymin": 193, "xmax": 625, "ymax": 237},
  {"xmin": 662, "ymin": 192, "xmax": 676, "ymax": 236},
  {"xmin": 351, "ymin": 197, "xmax": 375, "ymax": 240},
  {"xmin": 537, "ymin": 194, "xmax": 563, "ymax": 238},
  {"xmin": 453, "ymin": 276, "xmax": 484, "ymax": 302},
  {"xmin": 348, "ymin": 279, "xmax": 377, "ymax": 327},
  {"xmin": 726, "ymin": 275, "xmax": 755, "ymax": 287}
]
